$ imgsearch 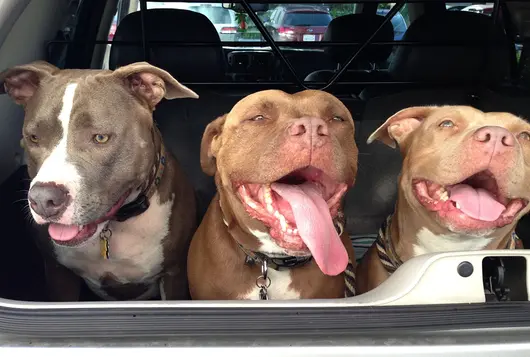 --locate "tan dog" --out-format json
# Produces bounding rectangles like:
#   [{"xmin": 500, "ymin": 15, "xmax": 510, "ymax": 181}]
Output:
[
  {"xmin": 356, "ymin": 106, "xmax": 530, "ymax": 294},
  {"xmin": 188, "ymin": 89, "xmax": 358, "ymax": 300}
]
